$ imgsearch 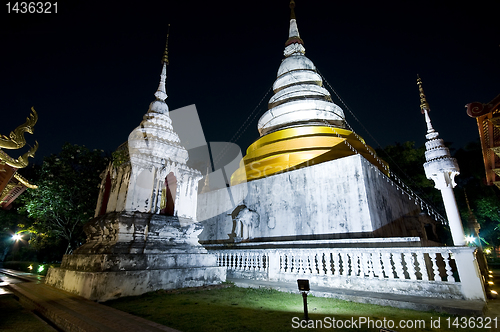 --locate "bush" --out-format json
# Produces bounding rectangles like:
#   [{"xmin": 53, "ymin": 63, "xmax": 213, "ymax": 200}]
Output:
[{"xmin": 2, "ymin": 261, "xmax": 60, "ymax": 276}]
